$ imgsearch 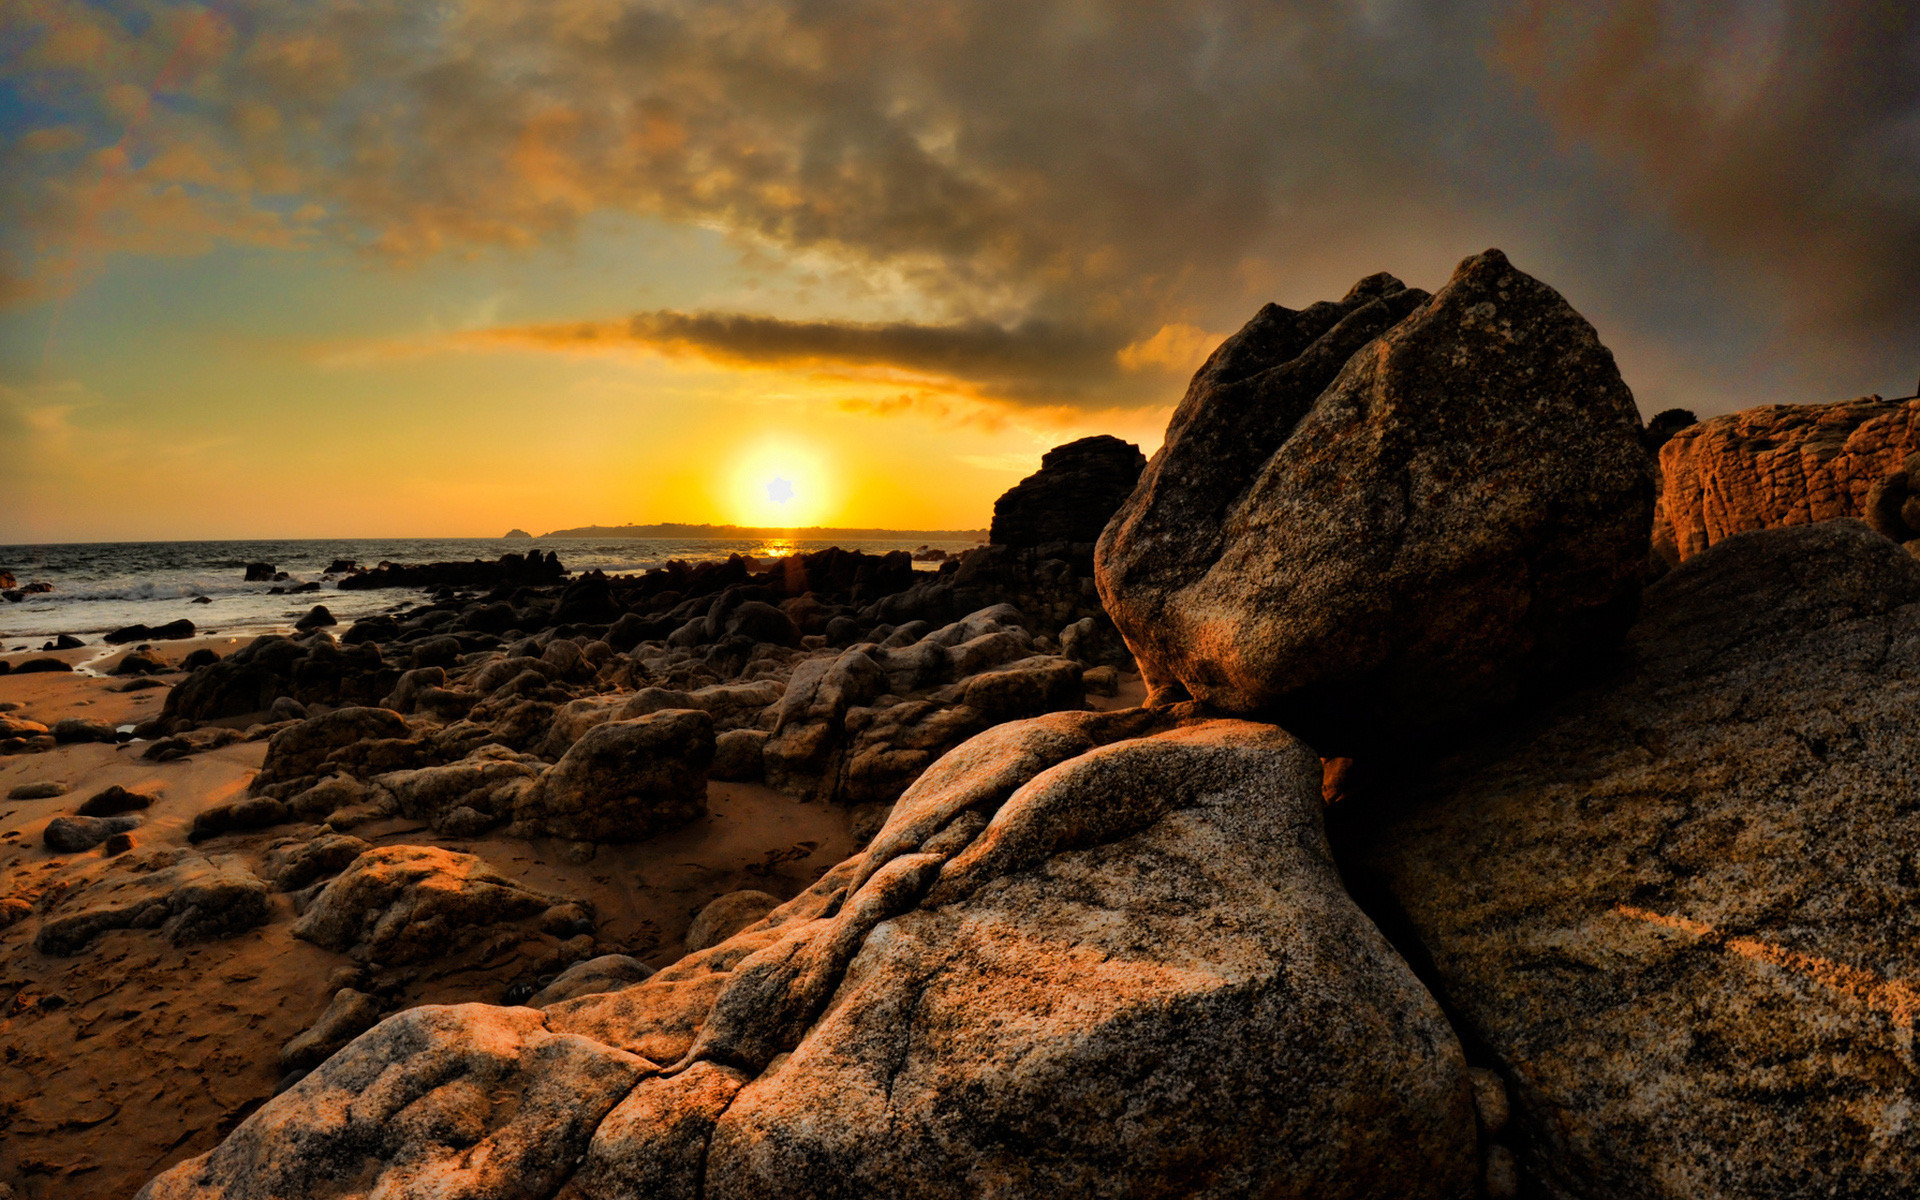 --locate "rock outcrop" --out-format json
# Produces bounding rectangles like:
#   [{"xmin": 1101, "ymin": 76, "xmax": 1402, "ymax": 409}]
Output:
[
  {"xmin": 1344, "ymin": 520, "xmax": 1920, "ymax": 1199},
  {"xmin": 1654, "ymin": 395, "xmax": 1920, "ymax": 563},
  {"xmin": 291, "ymin": 845, "xmax": 578, "ymax": 963},
  {"xmin": 336, "ymin": 550, "xmax": 566, "ymax": 590},
  {"xmin": 35, "ymin": 851, "xmax": 271, "ymax": 955},
  {"xmin": 989, "ymin": 434, "xmax": 1147, "ymax": 548},
  {"xmin": 140, "ymin": 1005, "xmax": 650, "ymax": 1200},
  {"xmin": 142, "ymin": 709, "xmax": 1477, "ymax": 1199},
  {"xmin": 762, "ymin": 604, "xmax": 1087, "ymax": 807},
  {"xmin": 1096, "ymin": 249, "xmax": 1654, "ymax": 750},
  {"xmin": 512, "ymin": 709, "xmax": 713, "ymax": 842}
]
